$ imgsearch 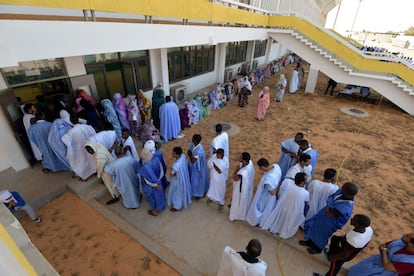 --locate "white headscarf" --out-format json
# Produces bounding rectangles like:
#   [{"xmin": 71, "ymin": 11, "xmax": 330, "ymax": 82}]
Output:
[
  {"xmin": 60, "ymin": 110, "xmax": 73, "ymax": 125},
  {"xmin": 141, "ymin": 148, "xmax": 154, "ymax": 163},
  {"xmin": 84, "ymin": 141, "xmax": 114, "ymax": 178},
  {"xmin": 144, "ymin": 140, "xmax": 156, "ymax": 153},
  {"xmin": 0, "ymin": 190, "xmax": 15, "ymax": 203}
]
